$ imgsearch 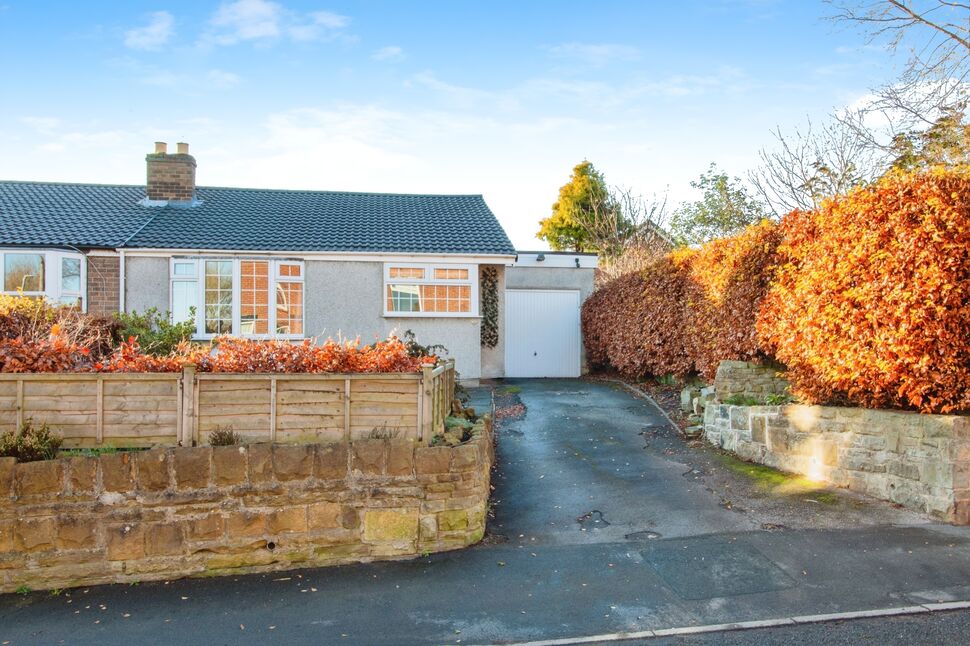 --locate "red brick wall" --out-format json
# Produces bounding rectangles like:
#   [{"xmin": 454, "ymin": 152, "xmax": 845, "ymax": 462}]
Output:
[
  {"xmin": 146, "ymin": 153, "xmax": 196, "ymax": 202},
  {"xmin": 86, "ymin": 254, "xmax": 120, "ymax": 315}
]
